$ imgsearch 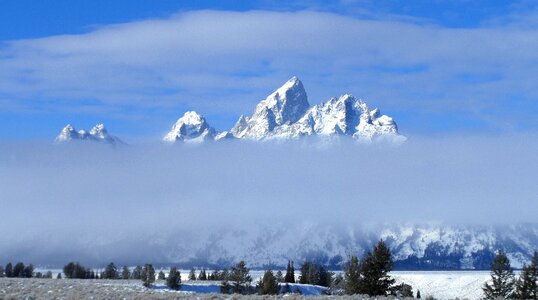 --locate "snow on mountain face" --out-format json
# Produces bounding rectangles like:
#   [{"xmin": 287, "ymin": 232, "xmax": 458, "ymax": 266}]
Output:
[
  {"xmin": 231, "ymin": 77, "xmax": 405, "ymax": 142},
  {"xmin": 164, "ymin": 111, "xmax": 228, "ymax": 143},
  {"xmin": 164, "ymin": 77, "xmax": 403, "ymax": 143},
  {"xmin": 55, "ymin": 124, "xmax": 123, "ymax": 145},
  {"xmin": 232, "ymin": 76, "xmax": 310, "ymax": 139},
  {"xmin": 152, "ymin": 223, "xmax": 538, "ymax": 270}
]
